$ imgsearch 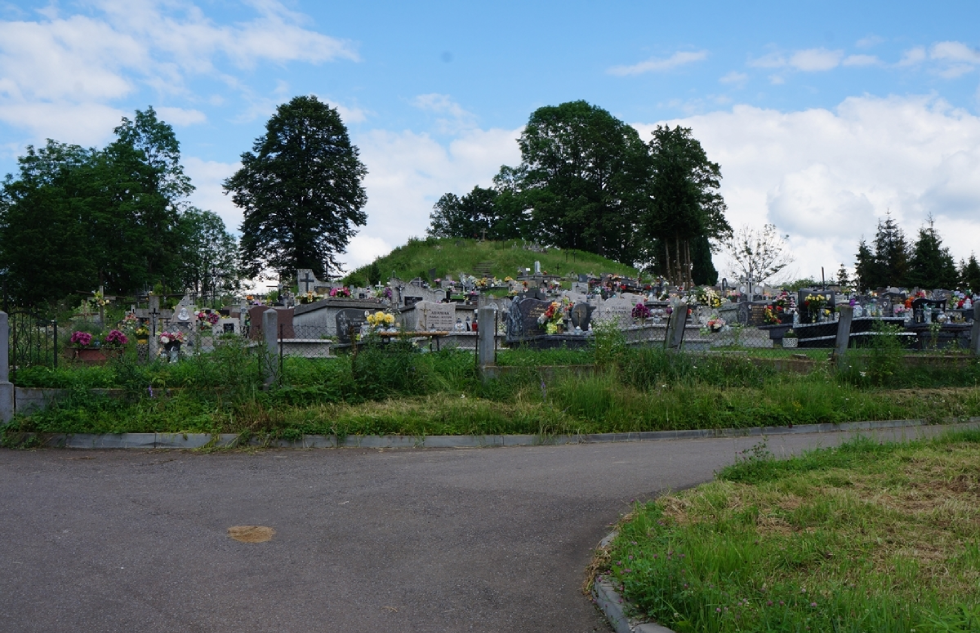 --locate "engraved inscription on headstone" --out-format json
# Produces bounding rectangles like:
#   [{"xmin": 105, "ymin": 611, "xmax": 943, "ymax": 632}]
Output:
[
  {"xmin": 416, "ymin": 301, "xmax": 456, "ymax": 331},
  {"xmin": 335, "ymin": 309, "xmax": 368, "ymax": 344},
  {"xmin": 506, "ymin": 297, "xmax": 551, "ymax": 340}
]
